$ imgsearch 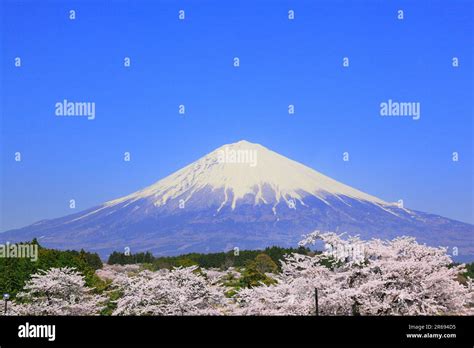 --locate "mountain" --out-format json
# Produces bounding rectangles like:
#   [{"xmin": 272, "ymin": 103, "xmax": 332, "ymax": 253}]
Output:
[{"xmin": 1, "ymin": 140, "xmax": 473, "ymax": 259}]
